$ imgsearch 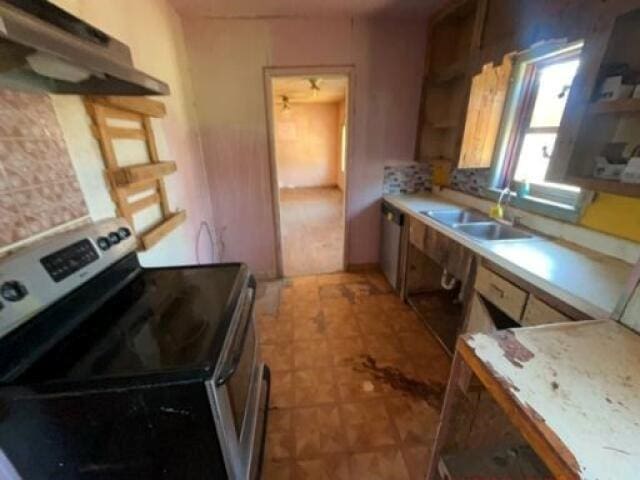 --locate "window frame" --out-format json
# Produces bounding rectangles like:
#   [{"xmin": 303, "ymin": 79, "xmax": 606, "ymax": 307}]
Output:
[{"xmin": 487, "ymin": 39, "xmax": 590, "ymax": 222}]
